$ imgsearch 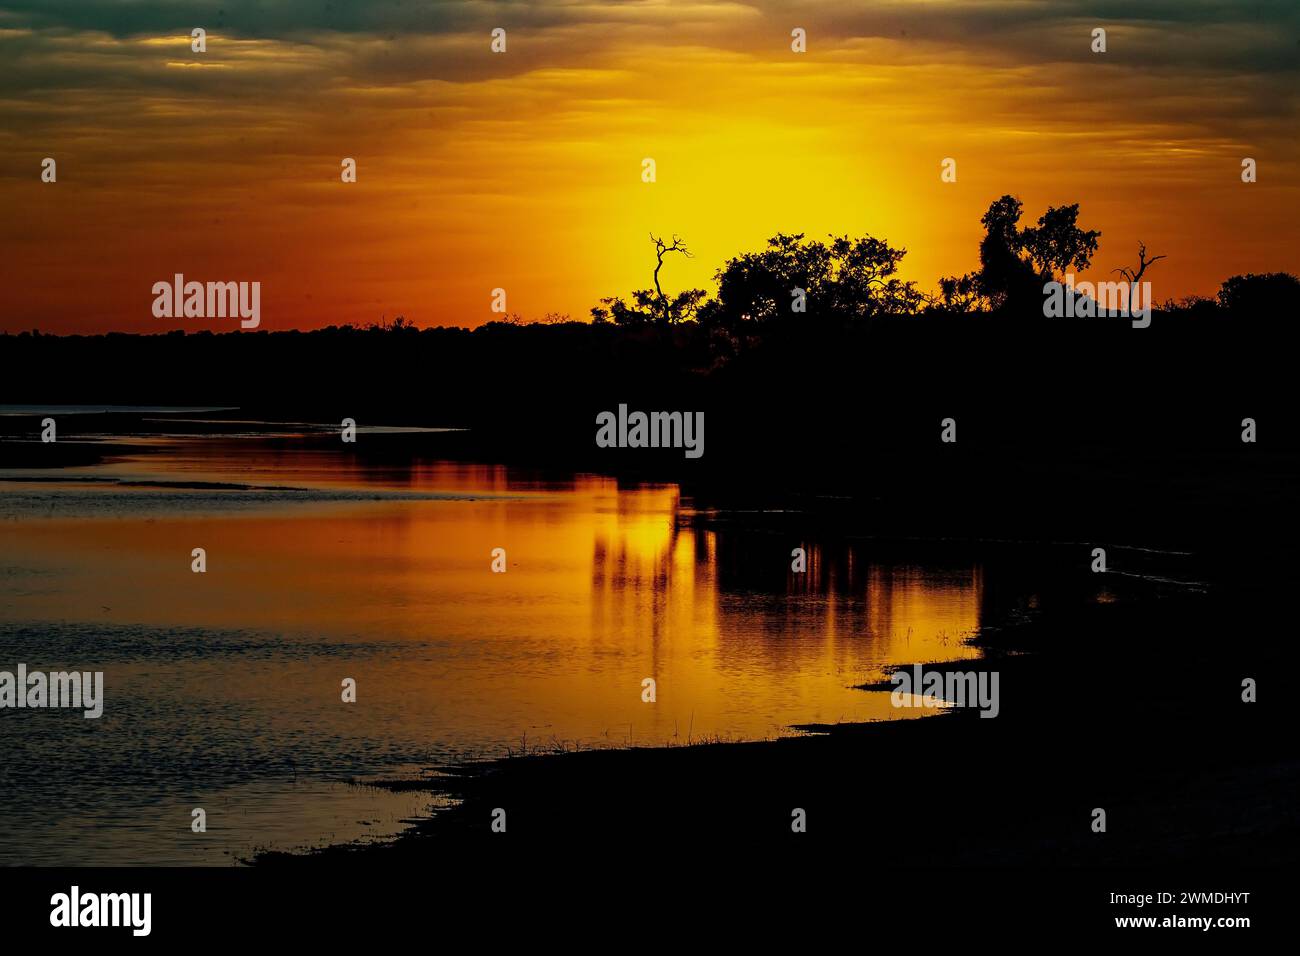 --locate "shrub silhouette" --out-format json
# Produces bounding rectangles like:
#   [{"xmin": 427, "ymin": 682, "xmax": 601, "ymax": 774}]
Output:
[
  {"xmin": 700, "ymin": 233, "xmax": 923, "ymax": 333},
  {"xmin": 1217, "ymin": 273, "xmax": 1300, "ymax": 315}
]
